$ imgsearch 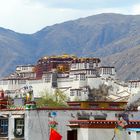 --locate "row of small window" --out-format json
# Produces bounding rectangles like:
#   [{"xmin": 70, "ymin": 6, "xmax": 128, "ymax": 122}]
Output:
[
  {"xmin": 19, "ymin": 73, "xmax": 35, "ymax": 78},
  {"xmin": 18, "ymin": 80, "xmax": 26, "ymax": 84},
  {"xmin": 45, "ymin": 77, "xmax": 51, "ymax": 82},
  {"xmin": 44, "ymin": 74, "xmax": 51, "ymax": 82},
  {"xmin": 84, "ymin": 63, "xmax": 94, "ymax": 69},
  {"xmin": 86, "ymin": 70, "xmax": 96, "ymax": 75},
  {"xmin": 17, "ymin": 67, "xmax": 29, "ymax": 71},
  {"xmin": 102, "ymin": 69, "xmax": 113, "ymax": 74},
  {"xmin": 71, "ymin": 63, "xmax": 96, "ymax": 69},
  {"xmin": 10, "ymin": 80, "xmax": 27, "ymax": 85},
  {"xmin": 130, "ymin": 83, "xmax": 140, "ymax": 88},
  {"xmin": 0, "ymin": 81, "xmax": 8, "ymax": 85},
  {"xmin": 0, "ymin": 118, "xmax": 24, "ymax": 137},
  {"xmin": 22, "ymin": 67, "xmax": 29, "ymax": 70},
  {"xmin": 74, "ymin": 75, "xmax": 86, "ymax": 81},
  {"xmin": 70, "ymin": 91, "xmax": 86, "ymax": 96},
  {"xmin": 74, "ymin": 72, "xmax": 96, "ymax": 80}
]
